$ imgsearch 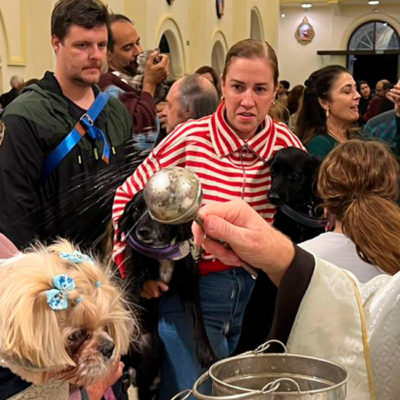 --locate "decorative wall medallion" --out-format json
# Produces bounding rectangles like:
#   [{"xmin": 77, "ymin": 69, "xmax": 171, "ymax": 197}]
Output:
[
  {"xmin": 295, "ymin": 17, "xmax": 315, "ymax": 44},
  {"xmin": 216, "ymin": 0, "xmax": 224, "ymax": 18},
  {"xmin": 166, "ymin": 0, "xmax": 175, "ymax": 5}
]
